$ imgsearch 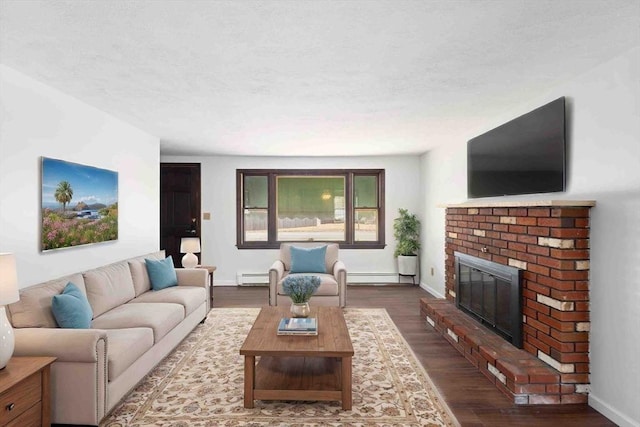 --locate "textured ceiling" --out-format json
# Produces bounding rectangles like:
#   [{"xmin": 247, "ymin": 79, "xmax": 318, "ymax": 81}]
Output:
[{"xmin": 1, "ymin": 0, "xmax": 638, "ymax": 156}]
